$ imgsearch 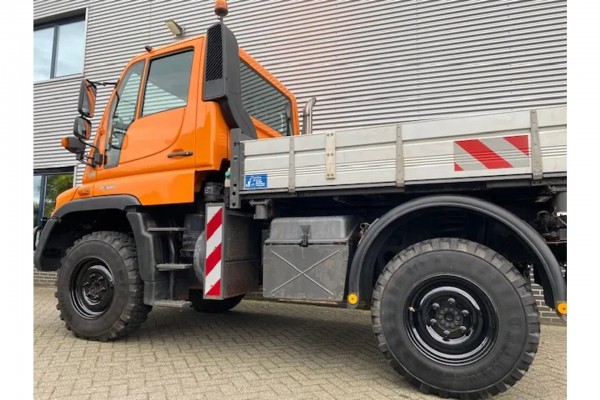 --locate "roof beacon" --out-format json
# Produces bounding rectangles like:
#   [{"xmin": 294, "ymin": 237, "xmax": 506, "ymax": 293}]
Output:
[{"xmin": 215, "ymin": 0, "xmax": 228, "ymax": 21}]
